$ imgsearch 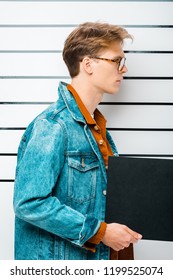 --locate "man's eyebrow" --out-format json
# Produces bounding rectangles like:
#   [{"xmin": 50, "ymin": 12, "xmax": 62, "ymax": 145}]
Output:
[{"xmin": 112, "ymin": 55, "xmax": 124, "ymax": 60}]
